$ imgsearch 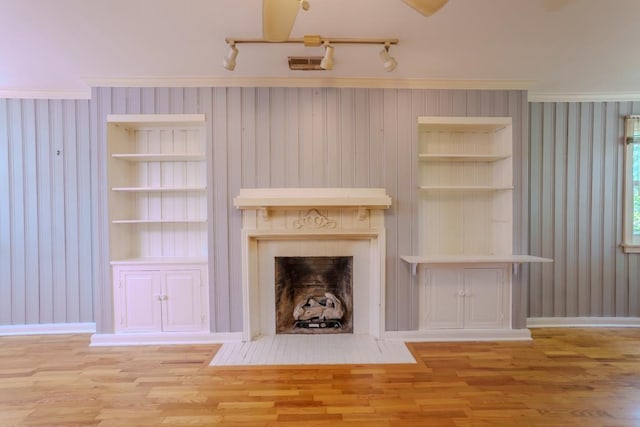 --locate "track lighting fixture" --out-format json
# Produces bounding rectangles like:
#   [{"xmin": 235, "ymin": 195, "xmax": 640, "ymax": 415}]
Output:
[
  {"xmin": 379, "ymin": 43, "xmax": 397, "ymax": 72},
  {"xmin": 222, "ymin": 36, "xmax": 398, "ymax": 71},
  {"xmin": 320, "ymin": 42, "xmax": 334, "ymax": 70},
  {"xmin": 223, "ymin": 42, "xmax": 239, "ymax": 71}
]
